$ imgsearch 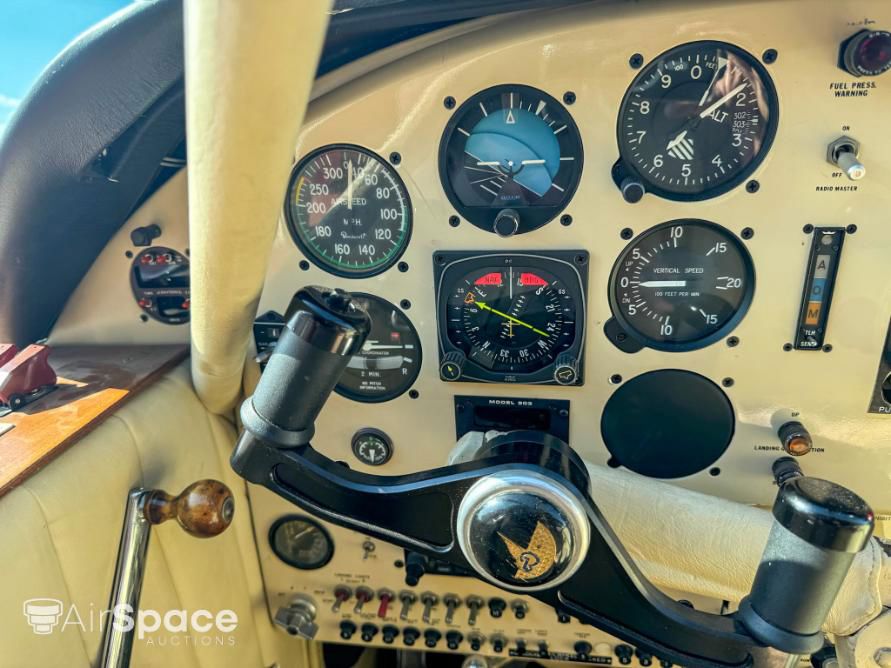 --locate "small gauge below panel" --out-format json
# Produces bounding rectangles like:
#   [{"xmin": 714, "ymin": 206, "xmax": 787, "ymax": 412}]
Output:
[
  {"xmin": 130, "ymin": 246, "xmax": 190, "ymax": 324},
  {"xmin": 269, "ymin": 515, "xmax": 334, "ymax": 570},
  {"xmin": 335, "ymin": 294, "xmax": 422, "ymax": 402},
  {"xmin": 434, "ymin": 251, "xmax": 588, "ymax": 385}
]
